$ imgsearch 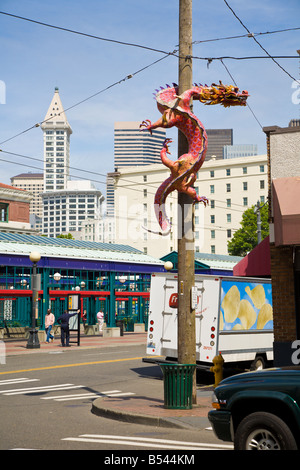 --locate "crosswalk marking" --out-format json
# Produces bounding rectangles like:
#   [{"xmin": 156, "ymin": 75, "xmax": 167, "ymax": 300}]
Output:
[
  {"xmin": 41, "ymin": 390, "xmax": 121, "ymax": 401},
  {"xmin": 0, "ymin": 380, "xmax": 136, "ymax": 401},
  {"xmin": 0, "ymin": 378, "xmax": 40, "ymax": 386},
  {"xmin": 0, "ymin": 384, "xmax": 84, "ymax": 395},
  {"xmin": 62, "ymin": 434, "xmax": 234, "ymax": 450}
]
